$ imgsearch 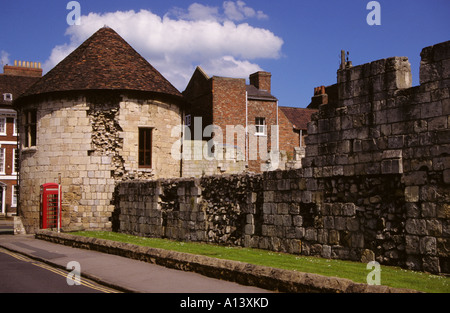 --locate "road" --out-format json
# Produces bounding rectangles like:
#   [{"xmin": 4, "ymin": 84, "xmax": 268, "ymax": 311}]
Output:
[
  {"xmin": 0, "ymin": 248, "xmax": 119, "ymax": 293},
  {"xmin": 0, "ymin": 235, "xmax": 270, "ymax": 293}
]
